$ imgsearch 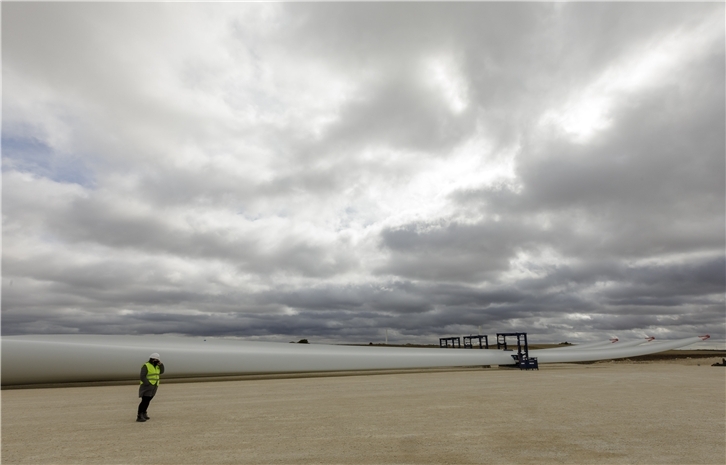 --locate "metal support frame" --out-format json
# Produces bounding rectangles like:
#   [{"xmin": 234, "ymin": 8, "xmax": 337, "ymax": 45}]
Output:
[
  {"xmin": 463, "ymin": 335, "xmax": 489, "ymax": 349},
  {"xmin": 439, "ymin": 337, "xmax": 461, "ymax": 348},
  {"xmin": 496, "ymin": 332, "xmax": 538, "ymax": 370}
]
